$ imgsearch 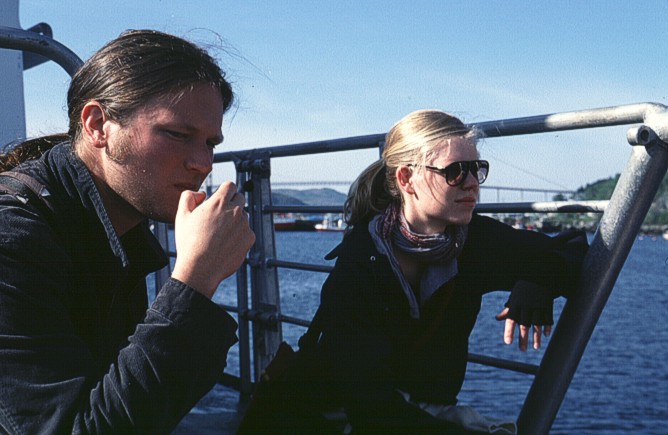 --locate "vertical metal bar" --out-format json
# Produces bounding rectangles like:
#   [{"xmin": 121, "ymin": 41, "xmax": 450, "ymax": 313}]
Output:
[
  {"xmin": 150, "ymin": 221, "xmax": 171, "ymax": 300},
  {"xmin": 517, "ymin": 139, "xmax": 668, "ymax": 434},
  {"xmin": 205, "ymin": 173, "xmax": 213, "ymax": 197},
  {"xmin": 245, "ymin": 158, "xmax": 283, "ymax": 380},
  {"xmin": 235, "ymin": 170, "xmax": 252, "ymax": 396}
]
